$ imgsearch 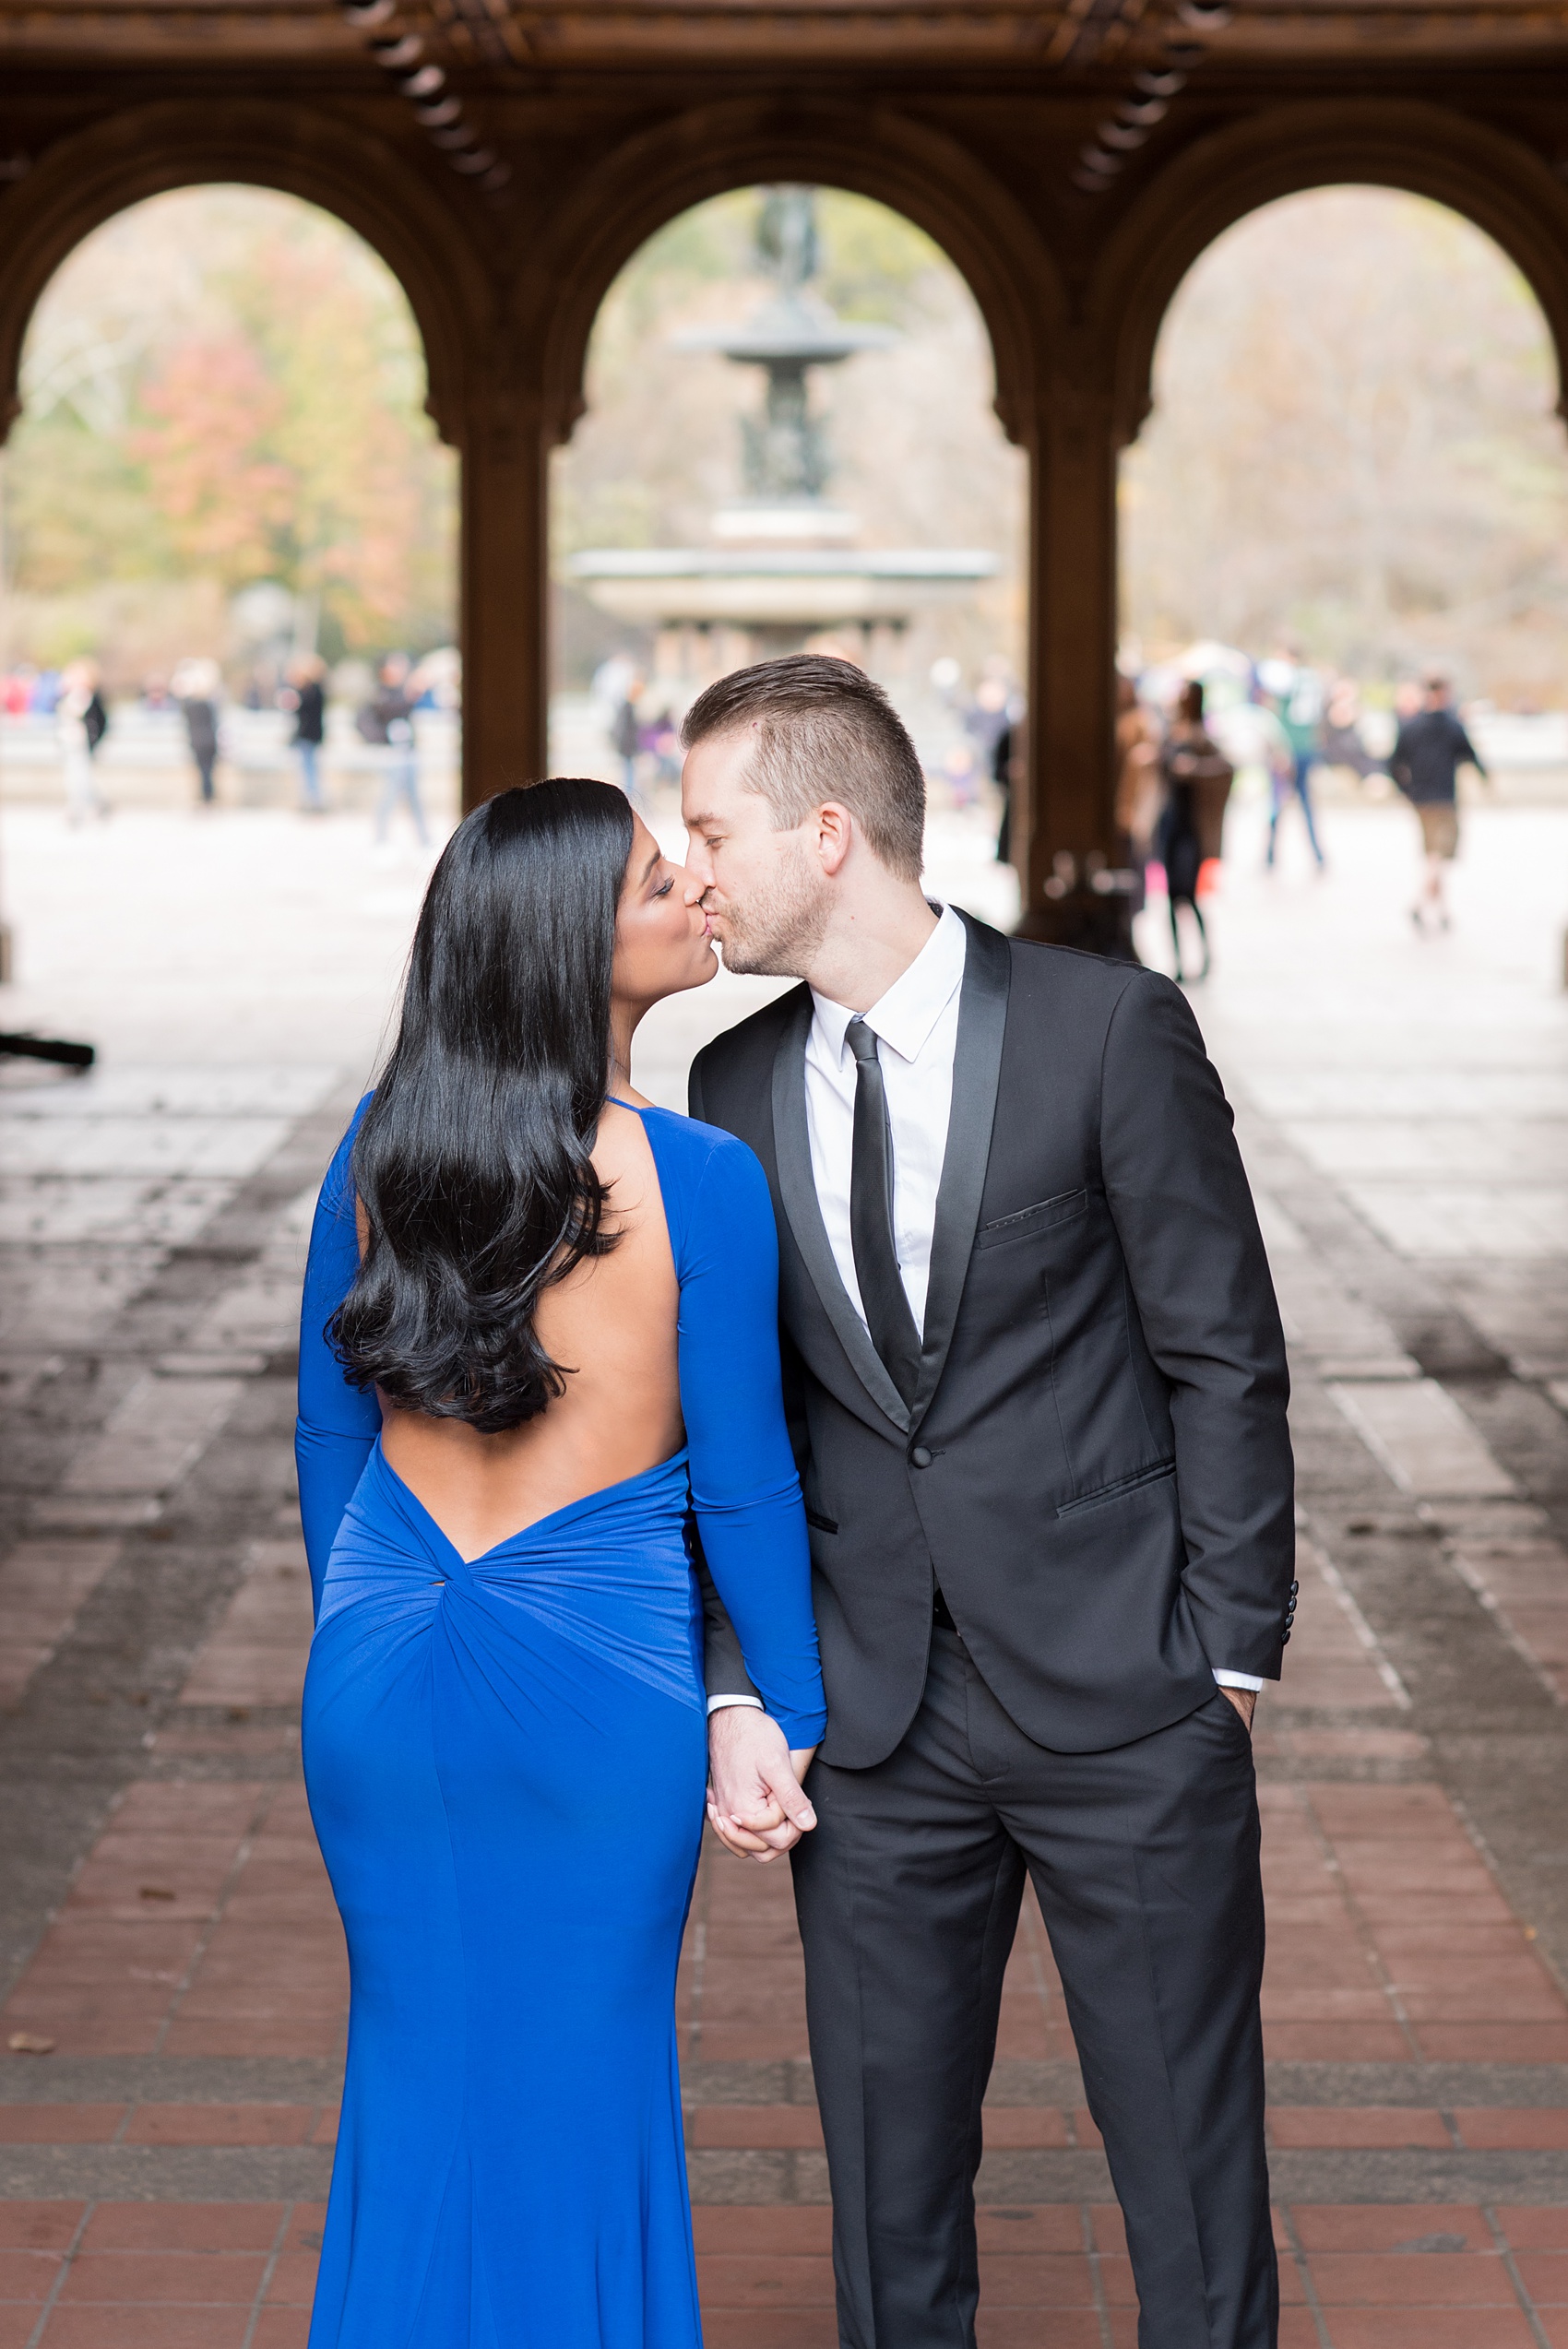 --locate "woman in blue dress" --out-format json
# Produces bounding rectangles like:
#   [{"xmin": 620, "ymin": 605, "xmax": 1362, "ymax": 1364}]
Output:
[{"xmin": 294, "ymin": 777, "xmax": 826, "ymax": 2349}]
